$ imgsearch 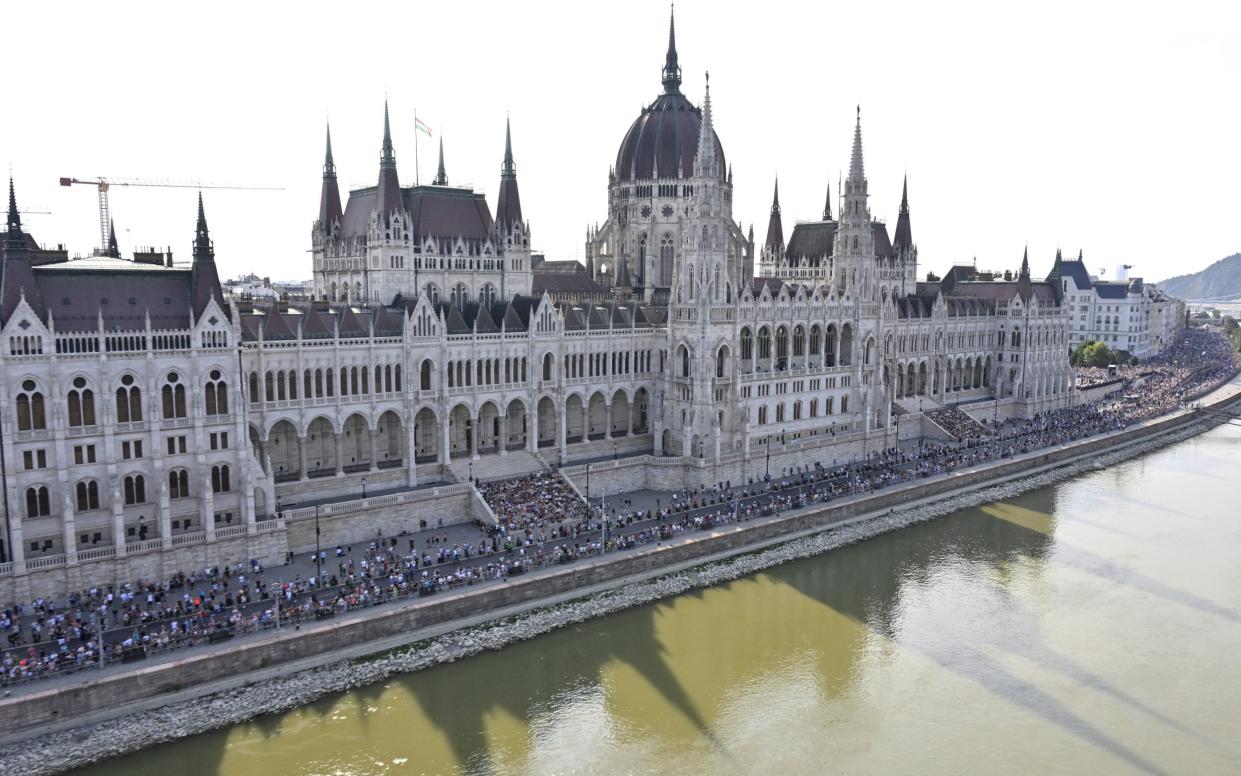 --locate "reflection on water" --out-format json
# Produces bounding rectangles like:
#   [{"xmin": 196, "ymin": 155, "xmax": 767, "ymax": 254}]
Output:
[{"xmin": 82, "ymin": 427, "xmax": 1241, "ymax": 775}]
